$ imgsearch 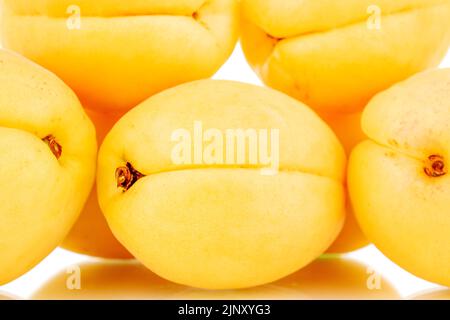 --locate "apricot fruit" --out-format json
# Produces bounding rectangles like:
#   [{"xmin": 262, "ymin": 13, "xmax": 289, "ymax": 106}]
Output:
[
  {"xmin": 321, "ymin": 112, "xmax": 369, "ymax": 254},
  {"xmin": 97, "ymin": 80, "xmax": 346, "ymax": 290},
  {"xmin": 240, "ymin": 0, "xmax": 450, "ymax": 114},
  {"xmin": 0, "ymin": 0, "xmax": 239, "ymax": 112},
  {"xmin": 0, "ymin": 50, "xmax": 96, "ymax": 285},
  {"xmin": 348, "ymin": 68, "xmax": 450, "ymax": 287},
  {"xmin": 62, "ymin": 109, "xmax": 132, "ymax": 259}
]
